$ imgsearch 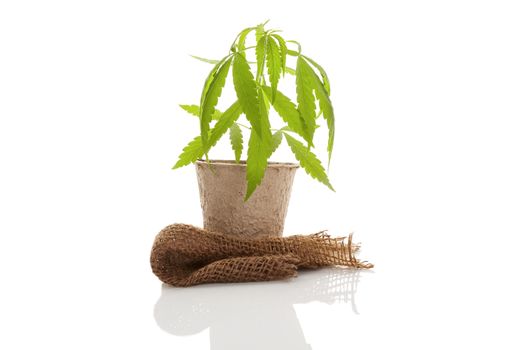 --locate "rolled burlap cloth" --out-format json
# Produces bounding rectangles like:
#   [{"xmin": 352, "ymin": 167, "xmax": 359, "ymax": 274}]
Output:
[{"xmin": 150, "ymin": 224, "xmax": 373, "ymax": 287}]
